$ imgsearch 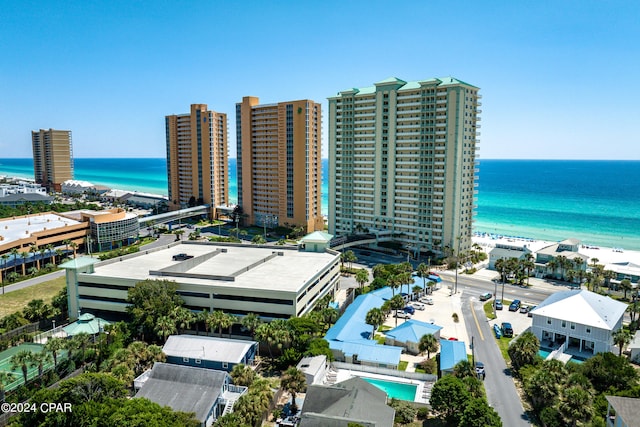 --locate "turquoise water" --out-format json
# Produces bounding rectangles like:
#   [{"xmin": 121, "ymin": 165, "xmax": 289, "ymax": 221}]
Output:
[
  {"xmin": 538, "ymin": 349, "xmax": 551, "ymax": 359},
  {"xmin": 1, "ymin": 158, "xmax": 639, "ymax": 250},
  {"xmin": 361, "ymin": 377, "xmax": 417, "ymax": 401}
]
